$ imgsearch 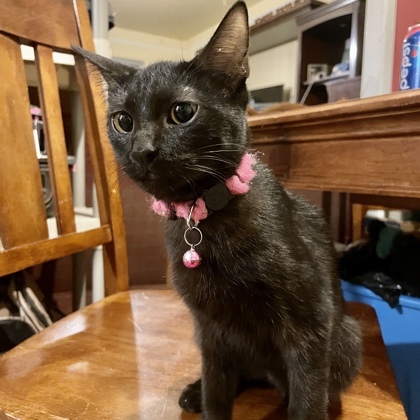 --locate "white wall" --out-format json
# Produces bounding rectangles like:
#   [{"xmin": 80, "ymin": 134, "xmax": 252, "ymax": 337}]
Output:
[
  {"xmin": 109, "ymin": 27, "xmax": 187, "ymax": 65},
  {"xmin": 109, "ymin": 0, "xmax": 336, "ymax": 92},
  {"xmin": 360, "ymin": 0, "xmax": 397, "ymax": 98},
  {"xmin": 109, "ymin": 0, "xmax": 305, "ymax": 63},
  {"xmin": 184, "ymin": 0, "xmax": 302, "ymax": 59},
  {"xmin": 248, "ymin": 41, "xmax": 298, "ymax": 99},
  {"xmin": 246, "ymin": 0, "xmax": 335, "ymax": 98}
]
